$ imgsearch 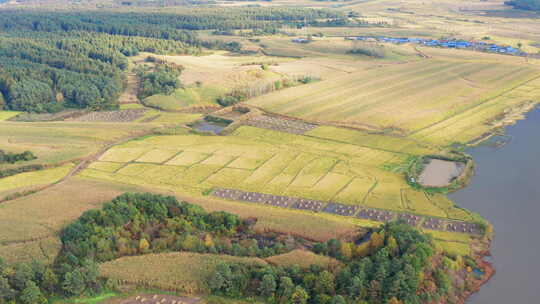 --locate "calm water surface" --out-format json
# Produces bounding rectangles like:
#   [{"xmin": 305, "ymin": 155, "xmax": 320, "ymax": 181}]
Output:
[
  {"xmin": 192, "ymin": 120, "xmax": 230, "ymax": 134},
  {"xmin": 449, "ymin": 107, "xmax": 540, "ymax": 304}
]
